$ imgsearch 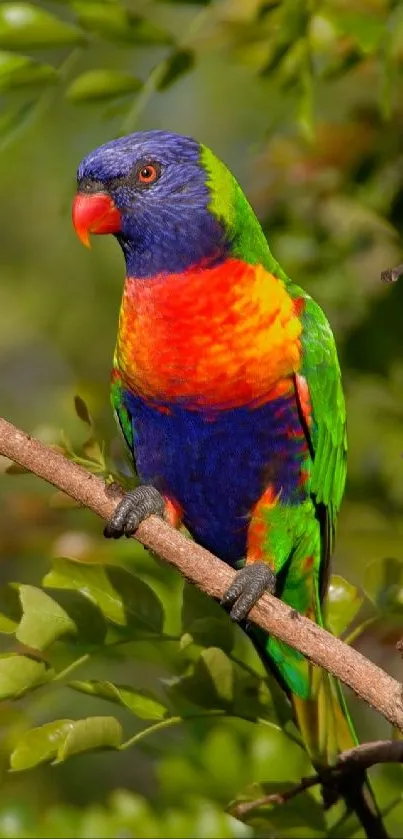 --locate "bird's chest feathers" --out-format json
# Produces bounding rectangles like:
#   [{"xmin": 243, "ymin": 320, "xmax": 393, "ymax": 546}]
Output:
[{"xmin": 116, "ymin": 258, "xmax": 302, "ymax": 408}]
